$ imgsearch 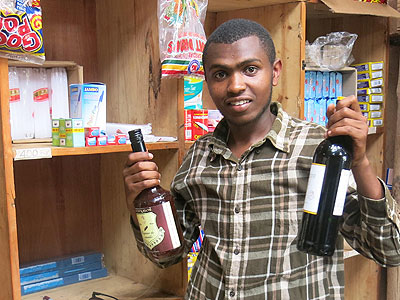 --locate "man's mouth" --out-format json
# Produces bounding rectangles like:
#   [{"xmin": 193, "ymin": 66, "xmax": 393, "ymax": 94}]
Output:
[{"xmin": 230, "ymin": 99, "xmax": 251, "ymax": 106}]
